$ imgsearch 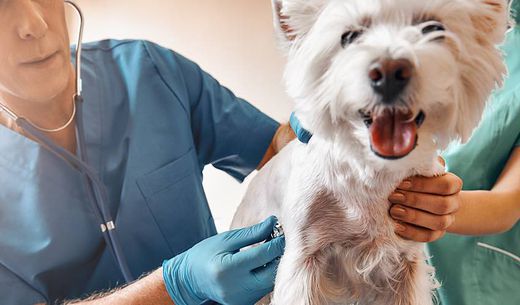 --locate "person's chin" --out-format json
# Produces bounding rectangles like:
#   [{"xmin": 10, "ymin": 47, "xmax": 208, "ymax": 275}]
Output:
[
  {"xmin": 17, "ymin": 77, "xmax": 70, "ymax": 104},
  {"xmin": 18, "ymin": 65, "xmax": 72, "ymax": 102}
]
